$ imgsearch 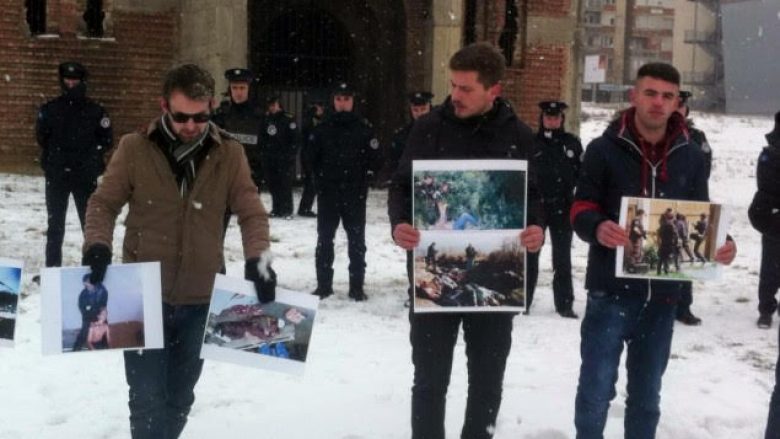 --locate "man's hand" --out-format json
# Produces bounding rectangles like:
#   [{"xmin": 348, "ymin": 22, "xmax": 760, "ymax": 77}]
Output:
[
  {"xmin": 714, "ymin": 239, "xmax": 737, "ymax": 265},
  {"xmin": 245, "ymin": 253, "xmax": 277, "ymax": 304},
  {"xmin": 393, "ymin": 223, "xmax": 420, "ymax": 250},
  {"xmin": 82, "ymin": 243, "xmax": 111, "ymax": 284},
  {"xmin": 596, "ymin": 220, "xmax": 630, "ymax": 249},
  {"xmin": 520, "ymin": 225, "xmax": 544, "ymax": 253}
]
